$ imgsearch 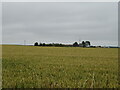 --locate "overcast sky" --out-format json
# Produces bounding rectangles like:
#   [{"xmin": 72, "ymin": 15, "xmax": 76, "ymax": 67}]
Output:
[{"xmin": 2, "ymin": 2, "xmax": 118, "ymax": 46}]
